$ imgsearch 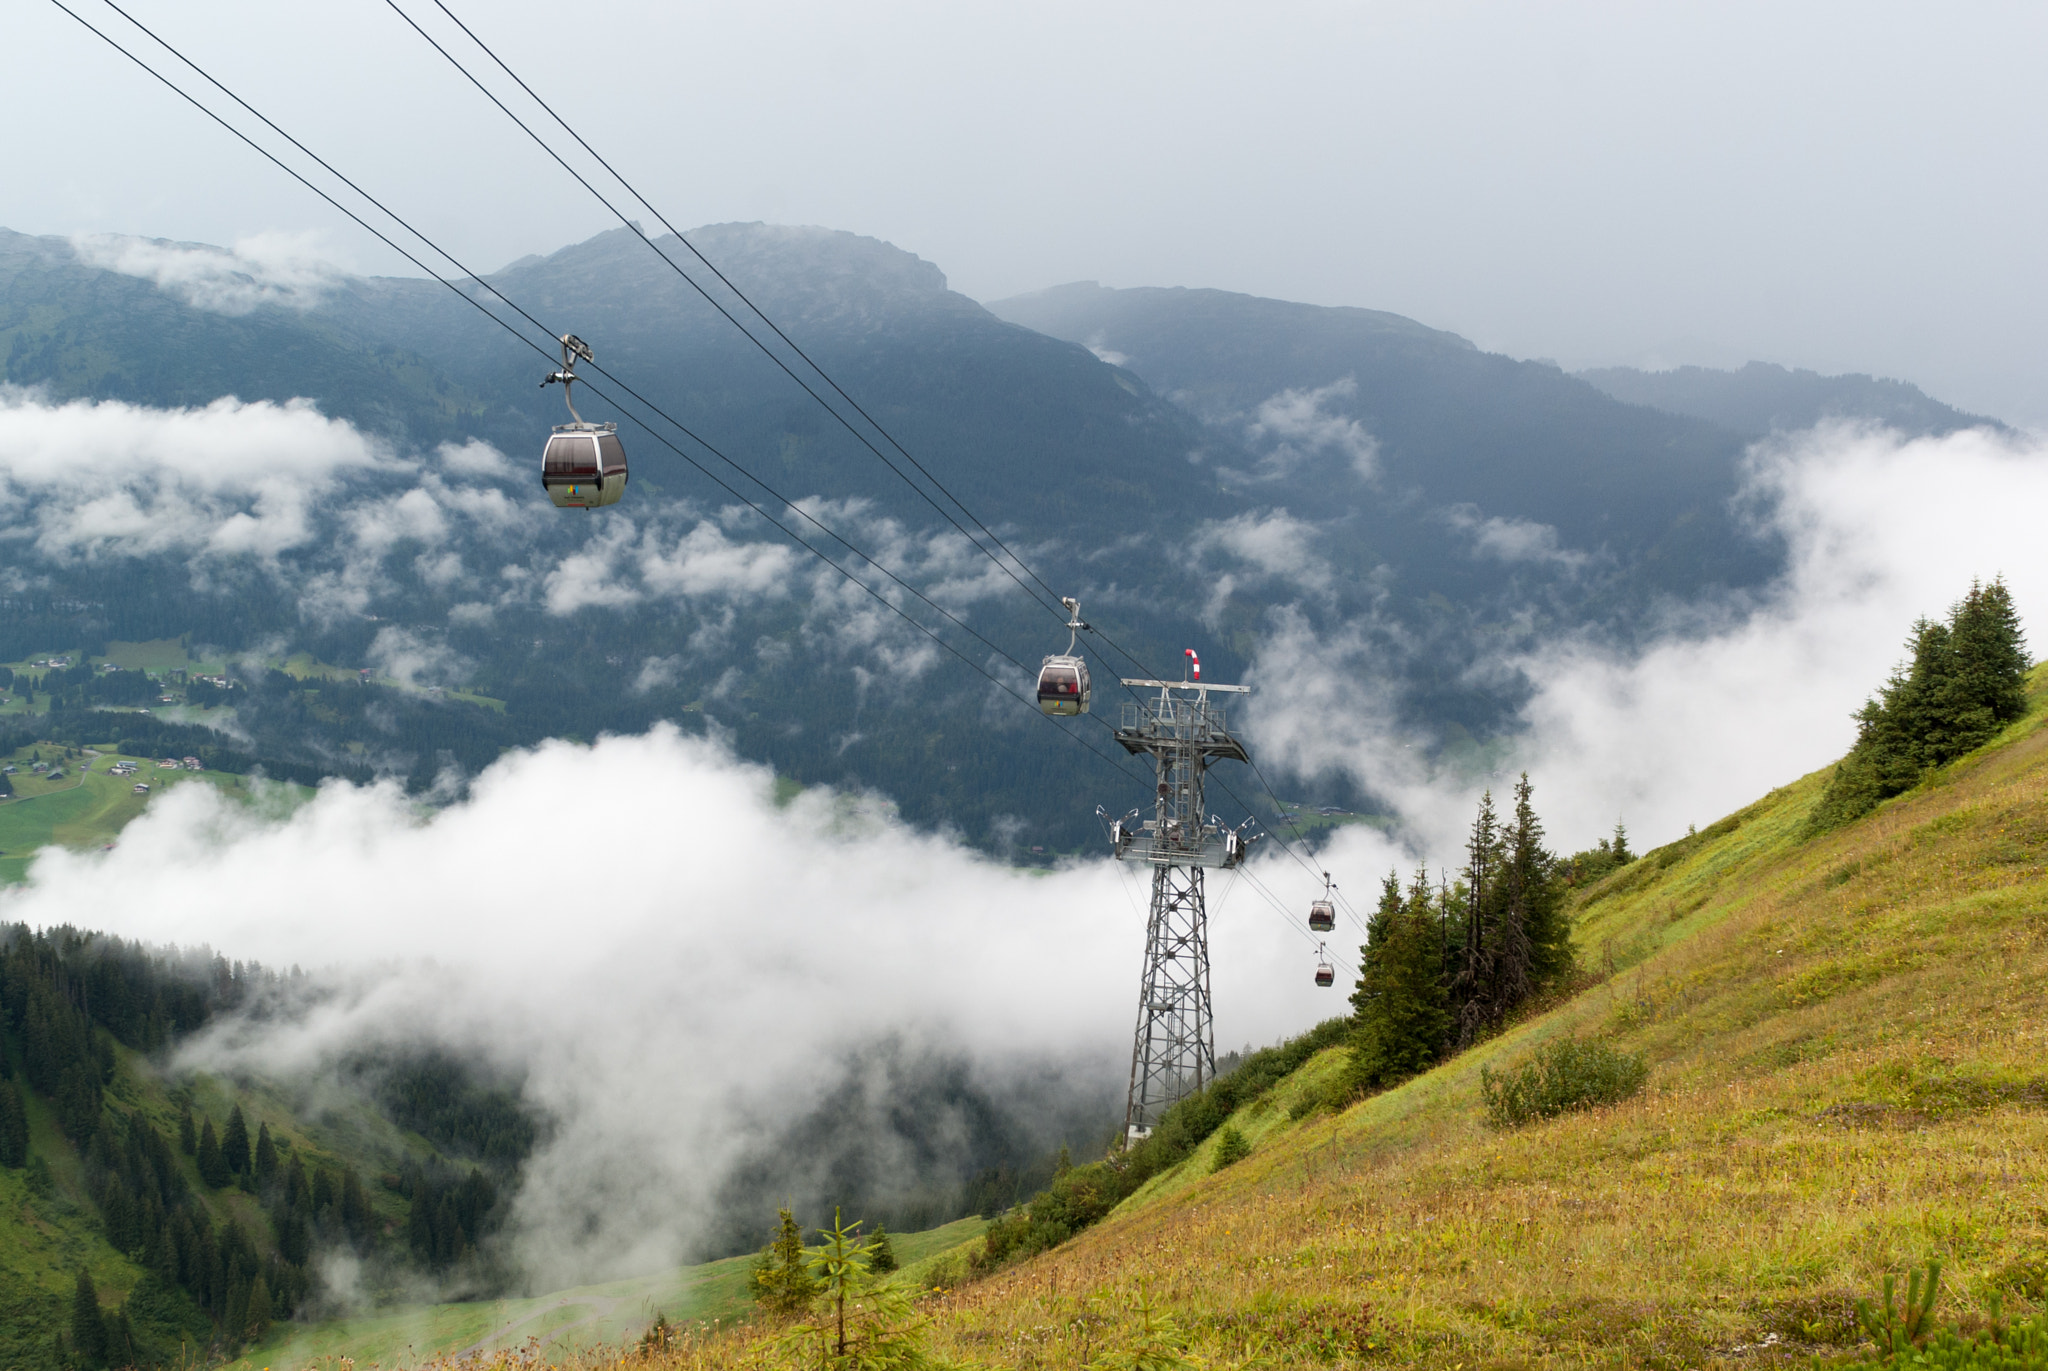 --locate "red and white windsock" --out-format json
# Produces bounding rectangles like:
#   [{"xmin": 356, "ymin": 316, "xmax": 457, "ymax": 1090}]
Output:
[{"xmin": 1185, "ymin": 648, "xmax": 1201, "ymax": 681}]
